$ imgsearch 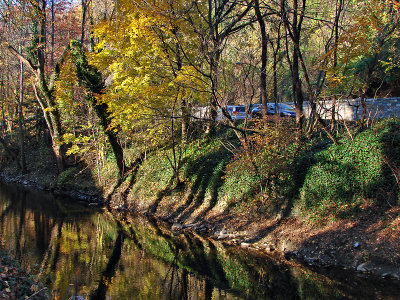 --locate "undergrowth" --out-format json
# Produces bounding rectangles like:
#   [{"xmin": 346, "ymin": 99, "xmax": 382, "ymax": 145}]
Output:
[
  {"xmin": 297, "ymin": 118, "xmax": 400, "ymax": 223},
  {"xmin": 3, "ymin": 115, "xmax": 399, "ymax": 225},
  {"xmin": 128, "ymin": 118, "xmax": 400, "ymax": 223}
]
